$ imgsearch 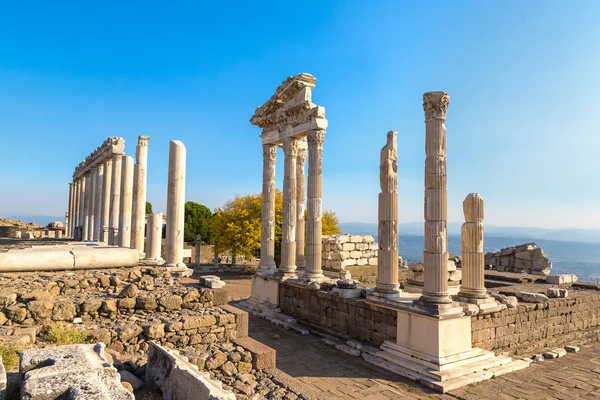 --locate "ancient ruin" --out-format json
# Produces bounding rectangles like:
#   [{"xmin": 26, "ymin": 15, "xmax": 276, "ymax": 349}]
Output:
[{"xmin": 485, "ymin": 242, "xmax": 553, "ymax": 275}]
